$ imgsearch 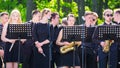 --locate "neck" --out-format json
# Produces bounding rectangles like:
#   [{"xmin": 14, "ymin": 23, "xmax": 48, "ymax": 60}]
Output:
[
  {"xmin": 105, "ymin": 21, "xmax": 111, "ymax": 25},
  {"xmin": 40, "ymin": 17, "xmax": 48, "ymax": 23},
  {"xmin": 114, "ymin": 19, "xmax": 120, "ymax": 23},
  {"xmin": 32, "ymin": 18, "xmax": 39, "ymax": 23},
  {"xmin": 1, "ymin": 21, "xmax": 6, "ymax": 25},
  {"xmin": 85, "ymin": 22, "xmax": 91, "ymax": 27},
  {"xmin": 51, "ymin": 22, "xmax": 57, "ymax": 27}
]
